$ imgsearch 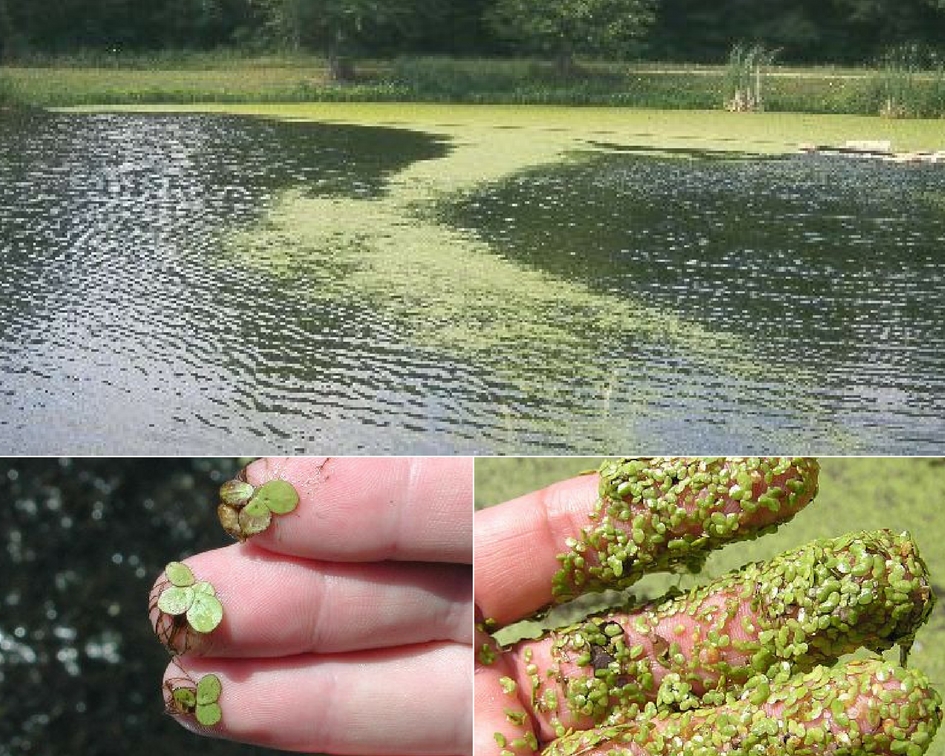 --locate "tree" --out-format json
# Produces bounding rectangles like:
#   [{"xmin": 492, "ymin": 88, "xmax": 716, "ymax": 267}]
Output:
[
  {"xmin": 253, "ymin": 0, "xmax": 441, "ymax": 81},
  {"xmin": 487, "ymin": 0, "xmax": 657, "ymax": 76},
  {"xmin": 0, "ymin": 0, "xmax": 12, "ymax": 61}
]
